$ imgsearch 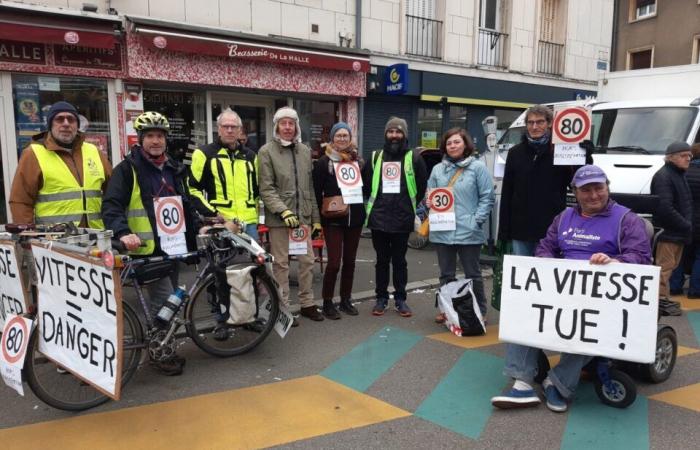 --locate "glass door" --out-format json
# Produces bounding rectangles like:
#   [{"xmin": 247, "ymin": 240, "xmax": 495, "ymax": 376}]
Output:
[{"xmin": 210, "ymin": 94, "xmax": 274, "ymax": 153}]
